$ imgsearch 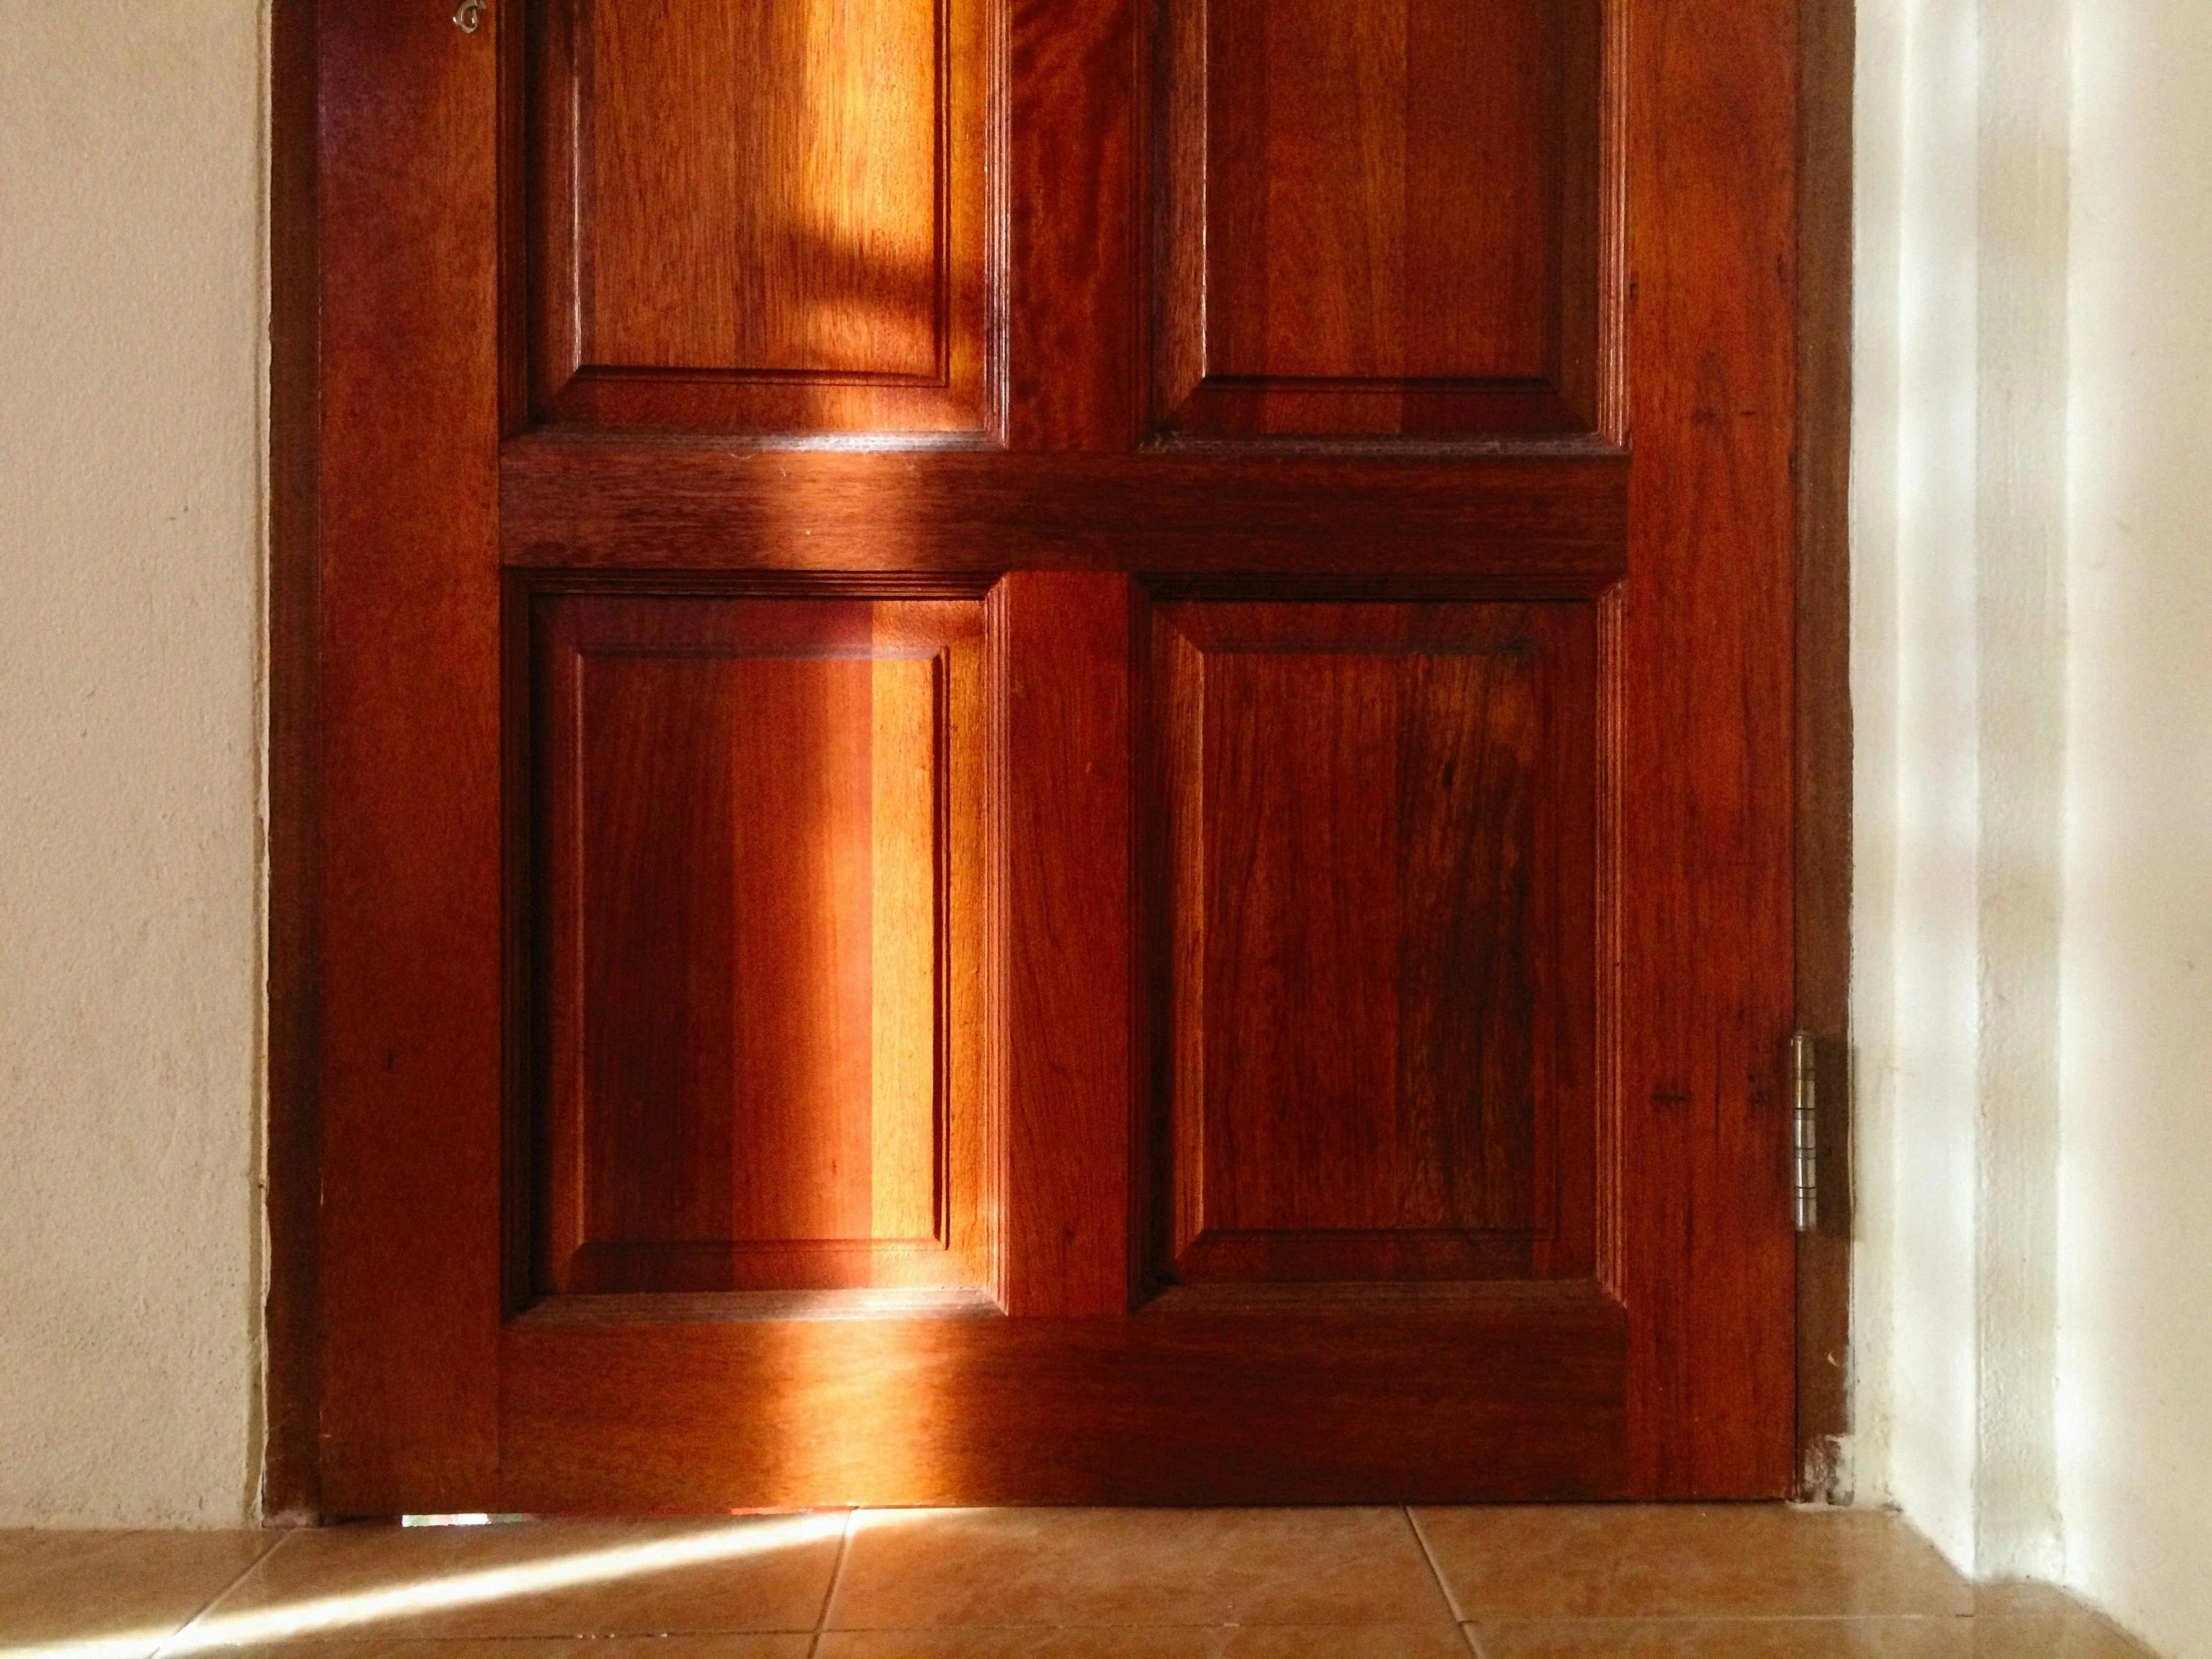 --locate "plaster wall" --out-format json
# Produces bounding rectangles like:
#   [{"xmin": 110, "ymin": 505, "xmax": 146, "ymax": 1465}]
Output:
[
  {"xmin": 1859, "ymin": 0, "xmax": 2212, "ymax": 1651},
  {"xmin": 2055, "ymin": 4, "xmax": 2212, "ymax": 1653},
  {"xmin": 1852, "ymin": 0, "xmax": 2070, "ymax": 1574},
  {"xmin": 0, "ymin": 0, "xmax": 268, "ymax": 1525}
]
